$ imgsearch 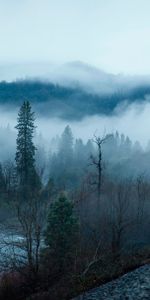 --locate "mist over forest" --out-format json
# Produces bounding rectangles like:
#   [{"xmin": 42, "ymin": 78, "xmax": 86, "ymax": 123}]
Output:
[
  {"xmin": 1, "ymin": 0, "xmax": 150, "ymax": 298},
  {"xmin": 1, "ymin": 64, "xmax": 150, "ymax": 162},
  {"xmin": 0, "ymin": 66, "xmax": 150, "ymax": 300},
  {"xmin": 1, "ymin": 65, "xmax": 150, "ymax": 145}
]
